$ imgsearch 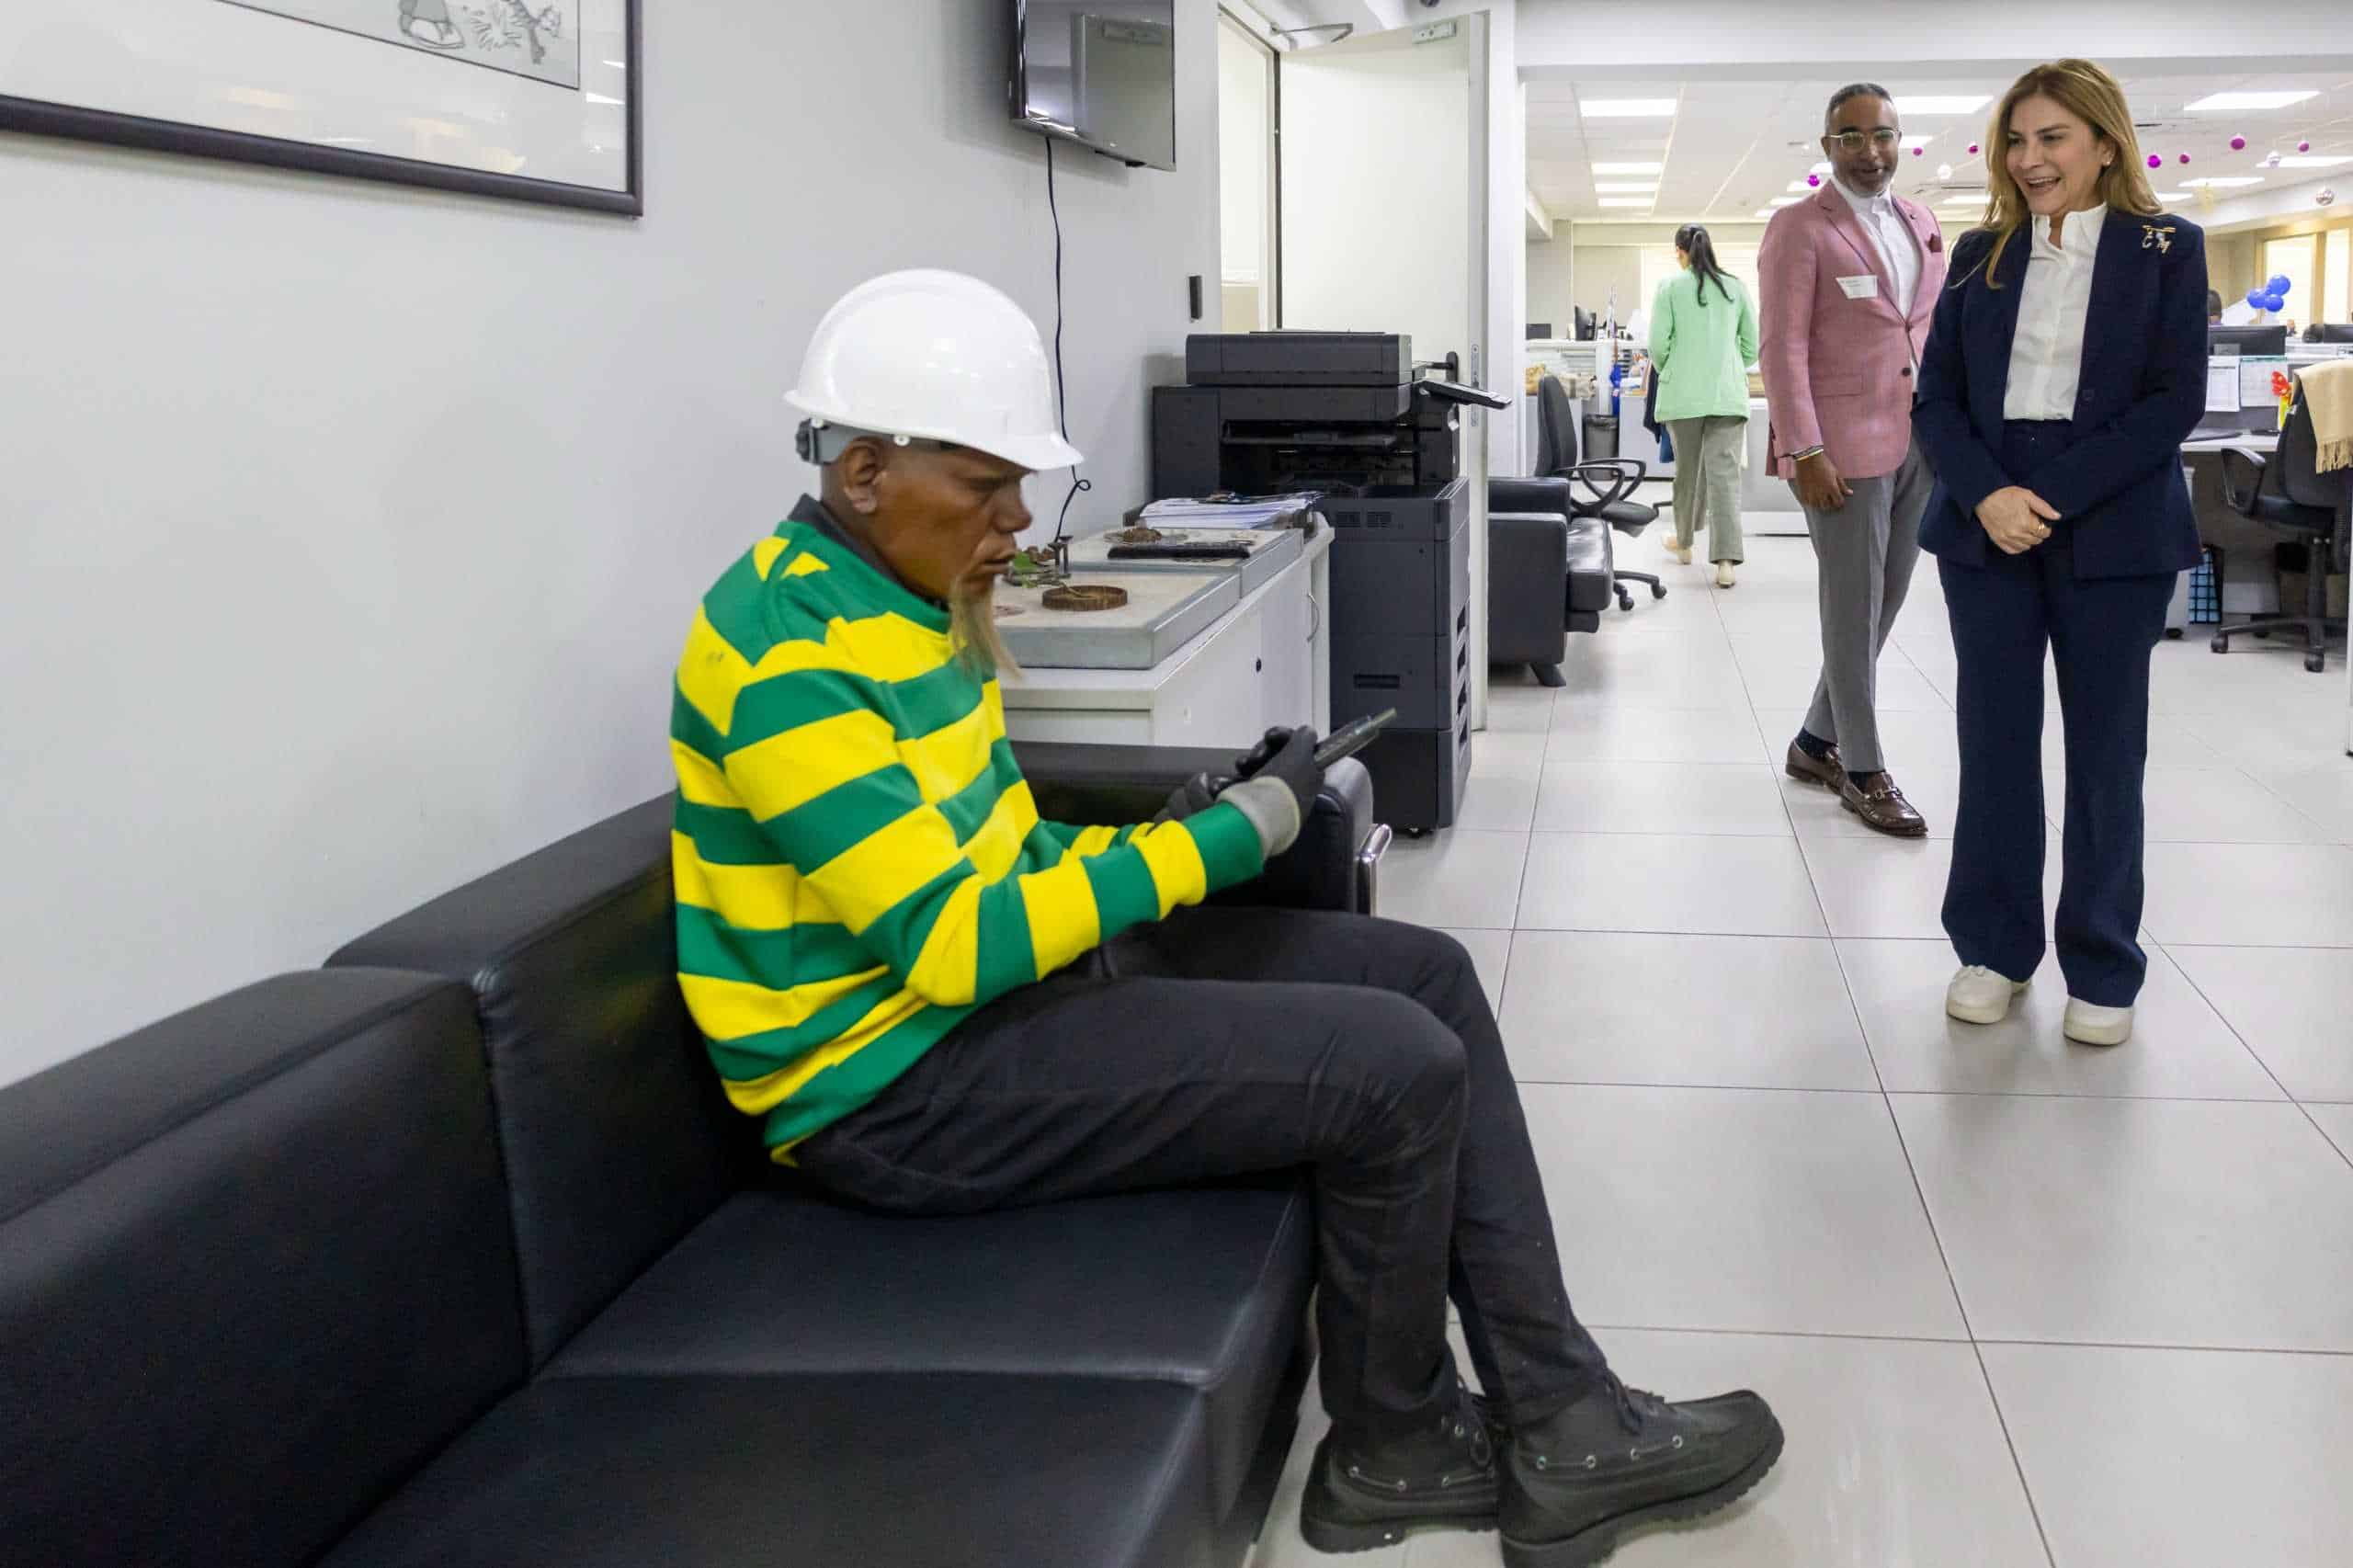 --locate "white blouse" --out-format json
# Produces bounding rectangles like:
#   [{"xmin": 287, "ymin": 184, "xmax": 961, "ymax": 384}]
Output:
[{"xmin": 2003, "ymin": 203, "xmax": 2108, "ymax": 422}]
